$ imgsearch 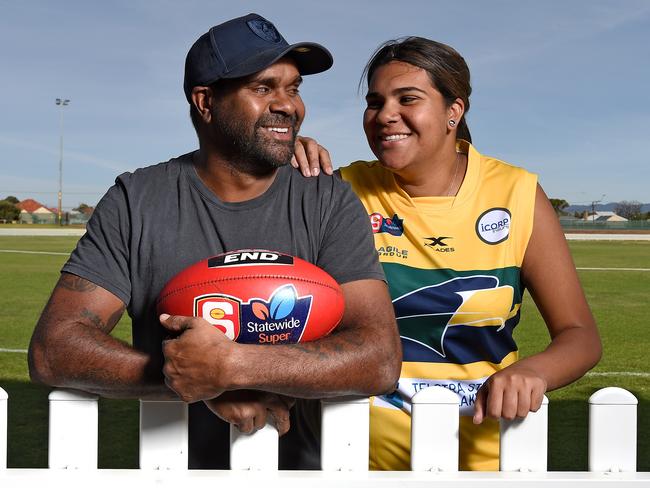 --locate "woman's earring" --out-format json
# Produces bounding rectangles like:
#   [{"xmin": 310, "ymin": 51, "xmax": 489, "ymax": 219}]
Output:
[{"xmin": 448, "ymin": 120, "xmax": 456, "ymax": 127}]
